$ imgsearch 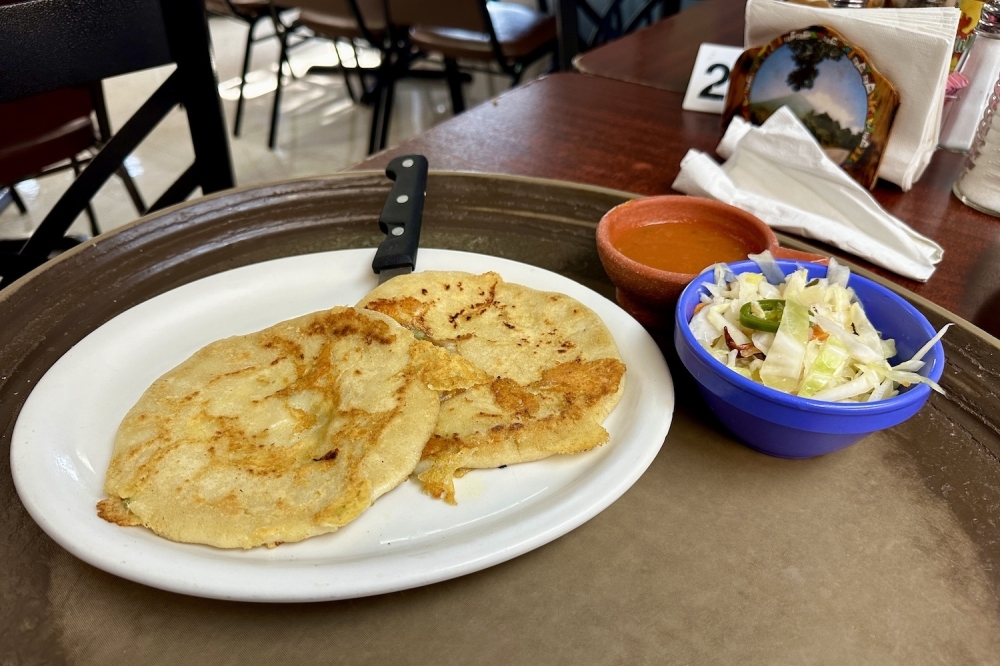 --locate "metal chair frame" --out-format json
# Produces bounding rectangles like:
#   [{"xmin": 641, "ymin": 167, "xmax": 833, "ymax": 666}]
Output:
[
  {"xmin": 278, "ymin": 0, "xmax": 470, "ymax": 155},
  {"xmin": 0, "ymin": 188, "xmax": 26, "ymax": 216},
  {"xmin": 0, "ymin": 82, "xmax": 148, "ymax": 238},
  {"xmin": 578, "ymin": 0, "xmax": 680, "ymax": 50},
  {"xmin": 264, "ymin": 1, "xmax": 370, "ymax": 149},
  {"xmin": 205, "ymin": 1, "xmax": 277, "ymax": 138}
]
